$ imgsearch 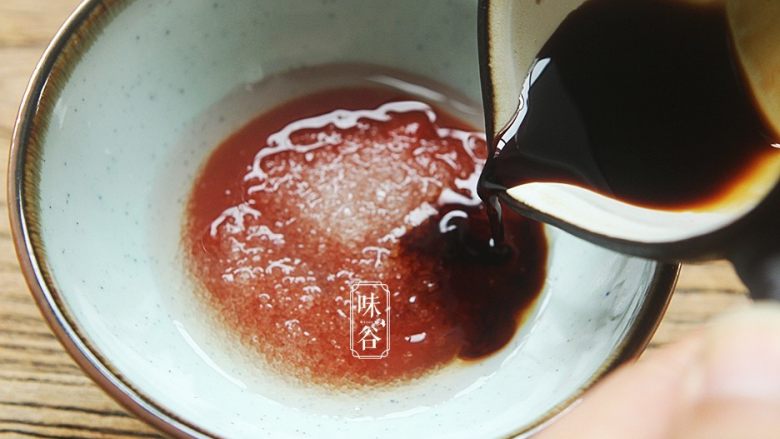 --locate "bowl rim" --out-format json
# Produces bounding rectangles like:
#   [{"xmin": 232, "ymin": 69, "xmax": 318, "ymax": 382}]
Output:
[{"xmin": 7, "ymin": 0, "xmax": 680, "ymax": 437}]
